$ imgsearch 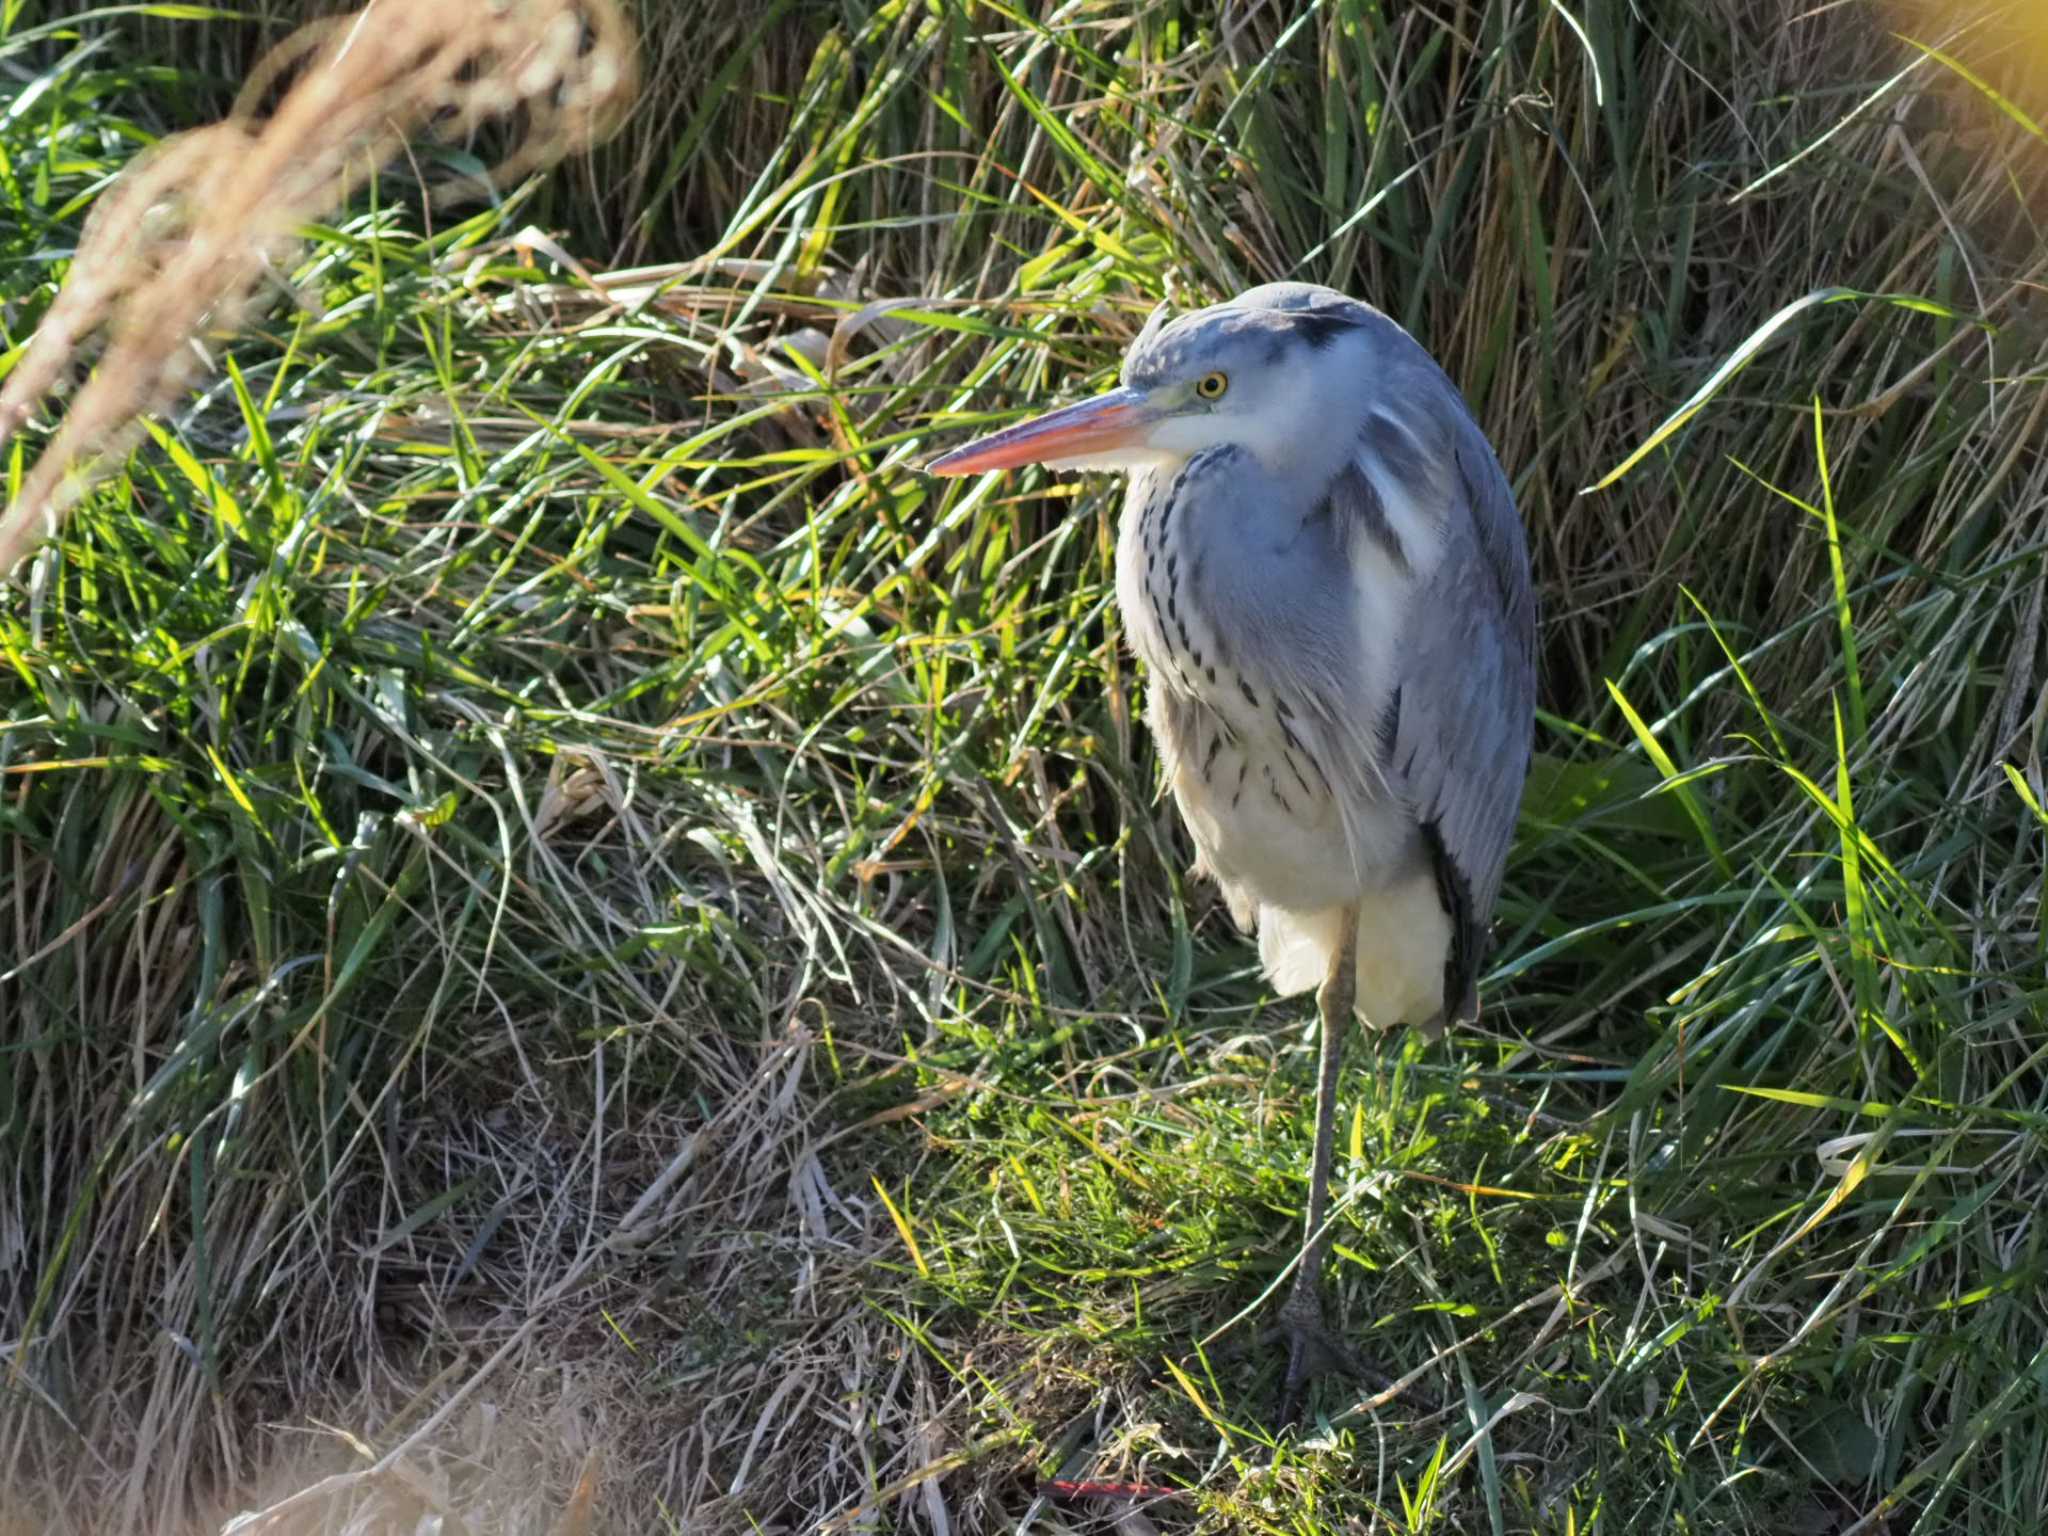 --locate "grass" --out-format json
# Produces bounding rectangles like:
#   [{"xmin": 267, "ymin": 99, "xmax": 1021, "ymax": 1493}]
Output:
[{"xmin": 2, "ymin": 0, "xmax": 2046, "ymax": 1531}]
